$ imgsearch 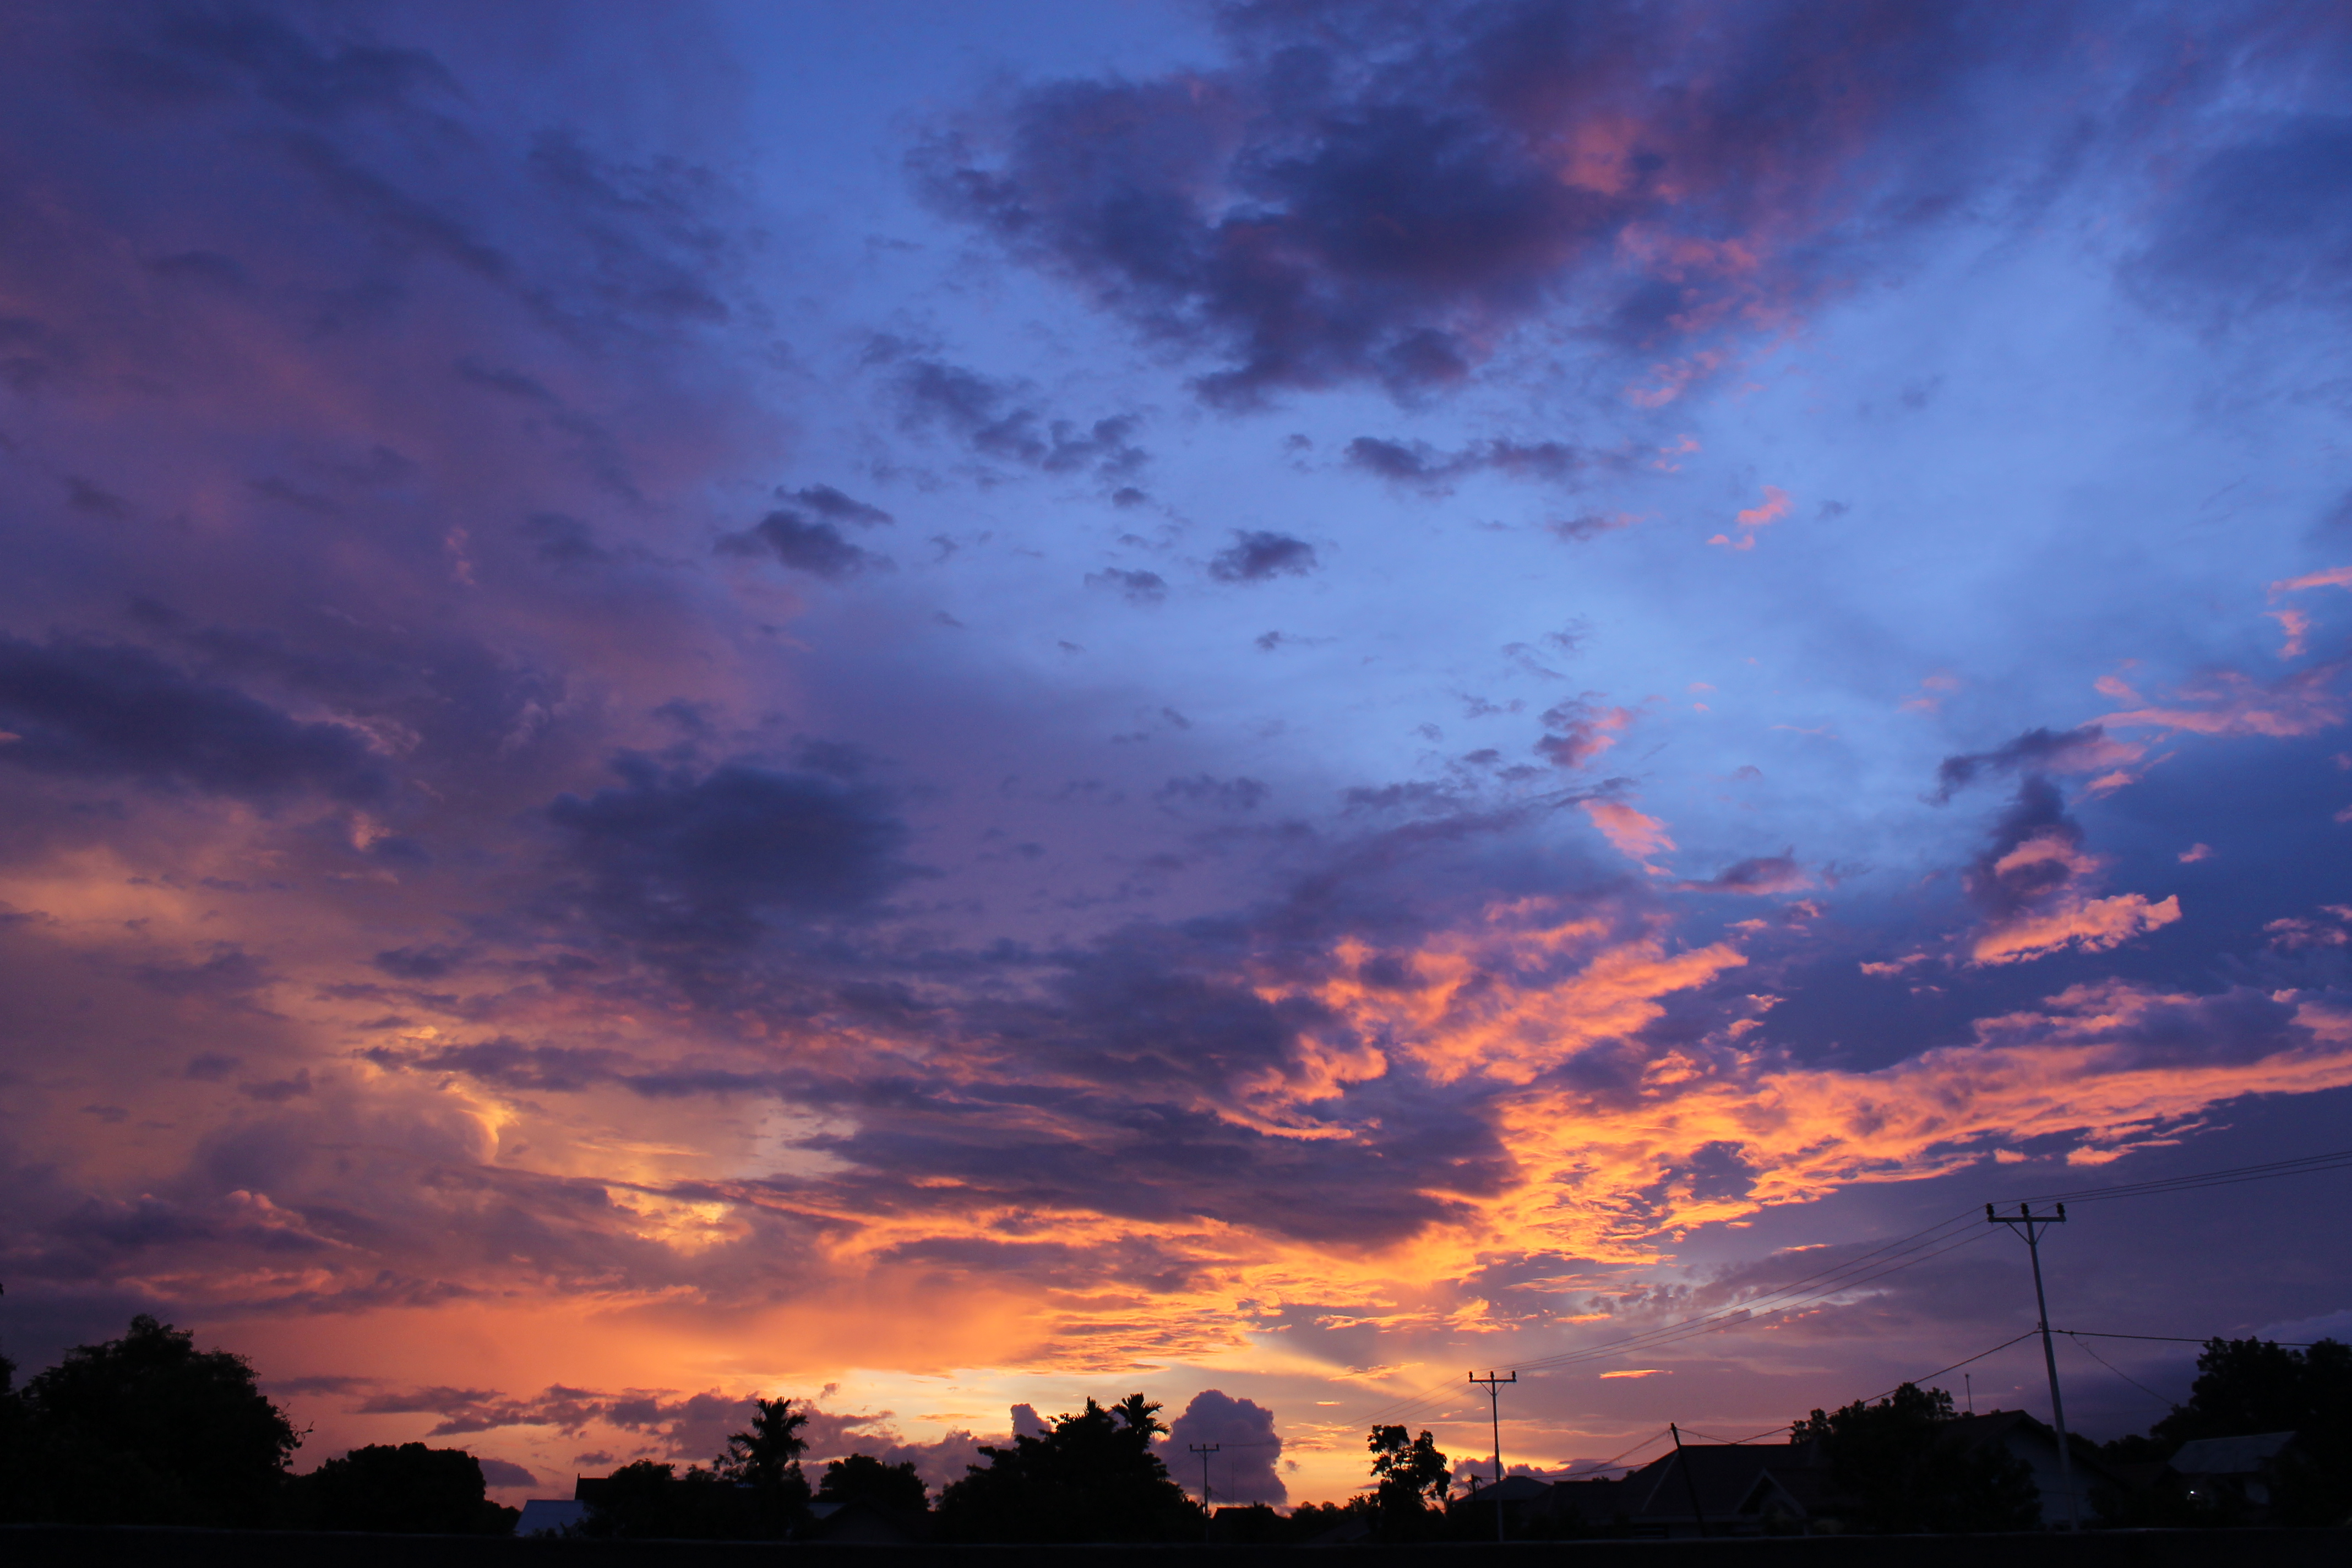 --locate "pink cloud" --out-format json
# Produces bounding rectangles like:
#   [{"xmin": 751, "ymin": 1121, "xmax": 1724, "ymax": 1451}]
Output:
[
  {"xmin": 2270, "ymin": 565, "xmax": 2352, "ymax": 595},
  {"xmin": 1537, "ymin": 697, "xmax": 1635, "ymax": 768},
  {"xmin": 2267, "ymin": 607, "xmax": 2312, "ymax": 659},
  {"xmin": 1708, "ymin": 484, "xmax": 1792, "ymax": 551},
  {"xmin": 2101, "ymin": 660, "xmax": 2349, "ymax": 738},
  {"xmin": 1582, "ymin": 798, "xmax": 1676, "ymax": 867}
]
